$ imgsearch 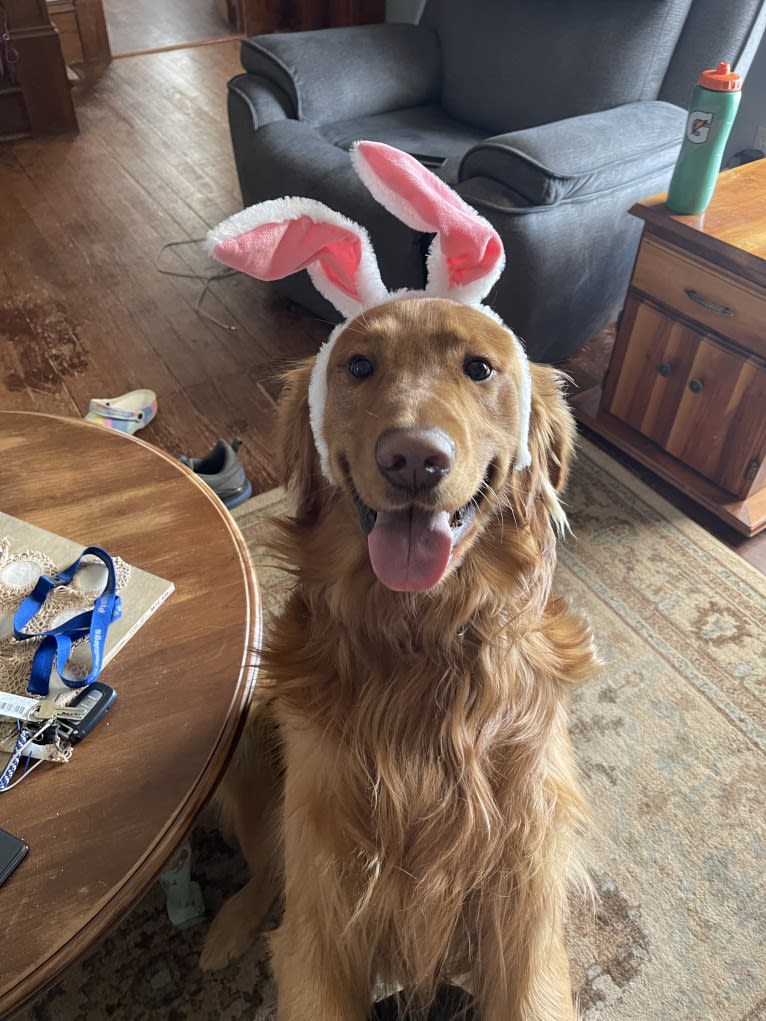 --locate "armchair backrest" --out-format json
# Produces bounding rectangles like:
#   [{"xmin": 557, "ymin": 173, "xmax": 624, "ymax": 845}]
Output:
[
  {"xmin": 658, "ymin": 0, "xmax": 766, "ymax": 107},
  {"xmin": 419, "ymin": 0, "xmax": 766, "ymax": 132}
]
